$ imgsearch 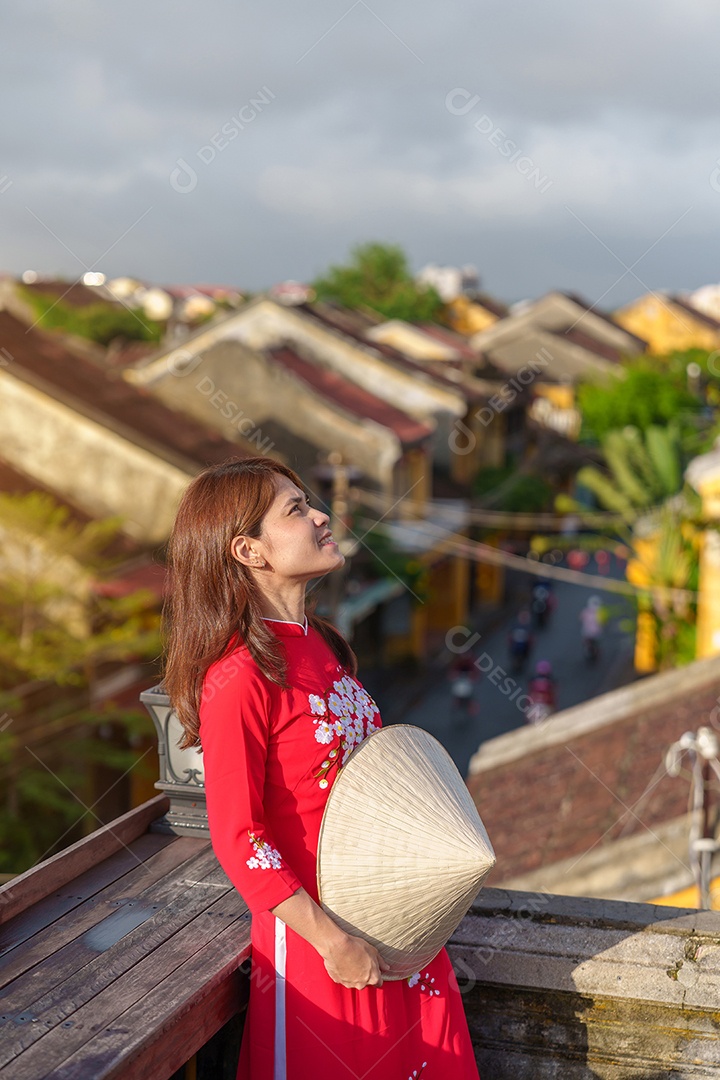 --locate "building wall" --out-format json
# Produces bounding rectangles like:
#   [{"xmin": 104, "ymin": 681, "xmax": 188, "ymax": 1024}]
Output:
[
  {"xmin": 614, "ymin": 294, "xmax": 720, "ymax": 355},
  {"xmin": 144, "ymin": 341, "xmax": 402, "ymax": 495},
  {"xmin": 0, "ymin": 371, "xmax": 191, "ymax": 542},
  {"xmin": 446, "ymin": 295, "xmax": 500, "ymax": 336}
]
